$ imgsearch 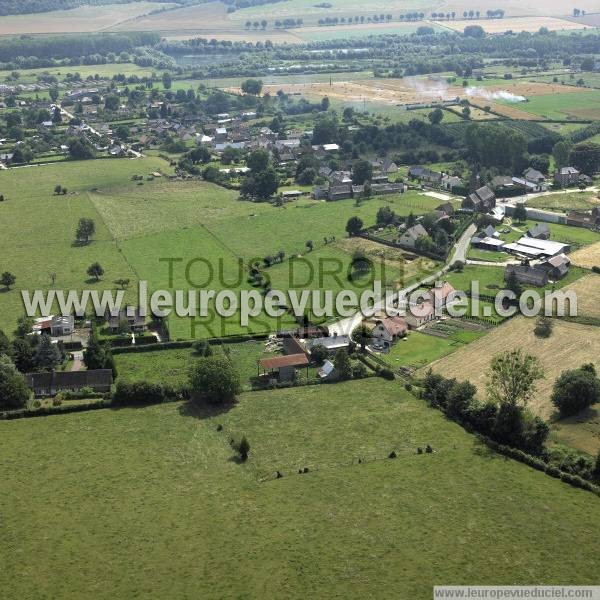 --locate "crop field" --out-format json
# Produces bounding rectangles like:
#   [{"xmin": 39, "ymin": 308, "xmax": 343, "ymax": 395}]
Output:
[
  {"xmin": 0, "ymin": 2, "xmax": 174, "ymax": 35},
  {"xmin": 423, "ymin": 317, "xmax": 600, "ymax": 419},
  {"xmin": 293, "ymin": 22, "xmax": 443, "ymax": 42},
  {"xmin": 4, "ymin": 378, "xmax": 600, "ymax": 599},
  {"xmin": 570, "ymin": 241, "xmax": 600, "ymax": 269}
]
